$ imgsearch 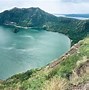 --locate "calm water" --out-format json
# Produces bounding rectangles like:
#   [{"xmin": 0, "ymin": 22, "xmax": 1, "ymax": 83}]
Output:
[
  {"xmin": 54, "ymin": 14, "xmax": 89, "ymax": 20},
  {"xmin": 0, "ymin": 26, "xmax": 71, "ymax": 80}
]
